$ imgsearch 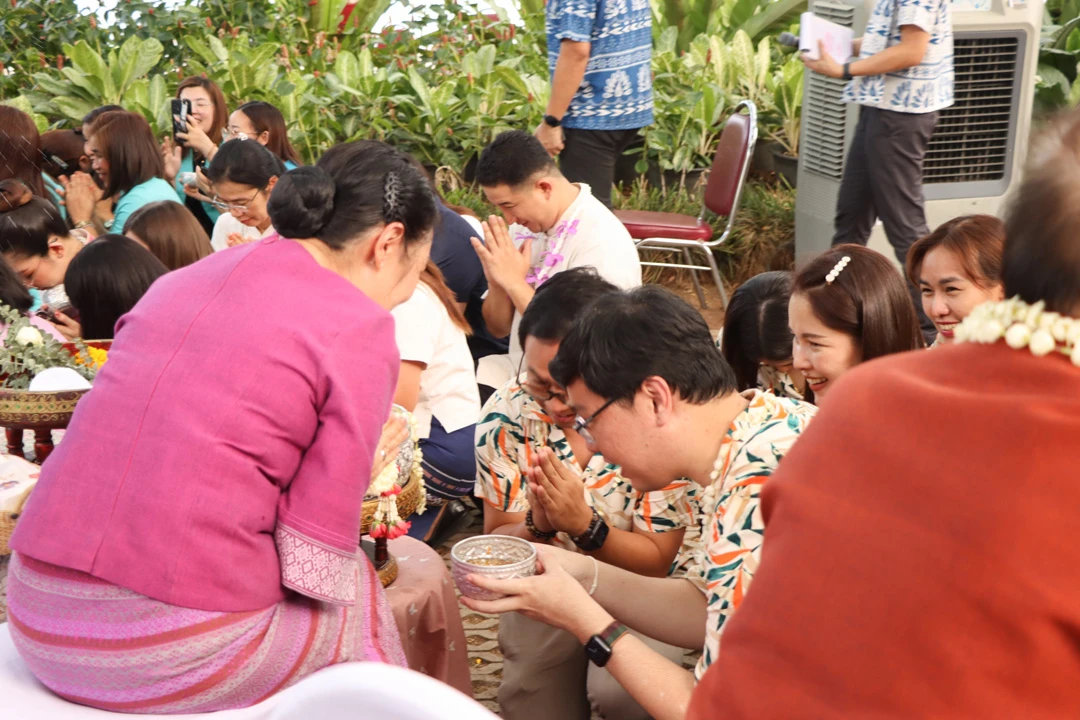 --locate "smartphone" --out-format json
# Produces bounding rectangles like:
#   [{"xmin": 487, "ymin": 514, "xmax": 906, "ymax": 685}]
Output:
[{"xmin": 171, "ymin": 98, "xmax": 191, "ymax": 141}]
